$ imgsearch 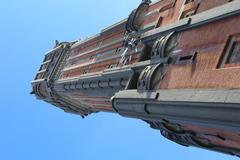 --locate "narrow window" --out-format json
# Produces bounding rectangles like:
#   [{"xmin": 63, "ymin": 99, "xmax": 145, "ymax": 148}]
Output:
[
  {"xmin": 218, "ymin": 36, "xmax": 240, "ymax": 68},
  {"xmin": 226, "ymin": 42, "xmax": 240, "ymax": 64}
]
